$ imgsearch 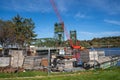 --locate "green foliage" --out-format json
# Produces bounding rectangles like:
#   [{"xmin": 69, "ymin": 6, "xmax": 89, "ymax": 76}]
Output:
[
  {"xmin": 0, "ymin": 20, "xmax": 15, "ymax": 47},
  {"xmin": 0, "ymin": 71, "xmax": 47, "ymax": 78},
  {"xmin": 34, "ymin": 36, "xmax": 120, "ymax": 48},
  {"xmin": 0, "ymin": 14, "xmax": 37, "ymax": 50},
  {"xmin": 33, "ymin": 38, "xmax": 56, "ymax": 47},
  {"xmin": 80, "ymin": 36, "xmax": 120, "ymax": 48},
  {"xmin": 12, "ymin": 14, "xmax": 37, "ymax": 47}
]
